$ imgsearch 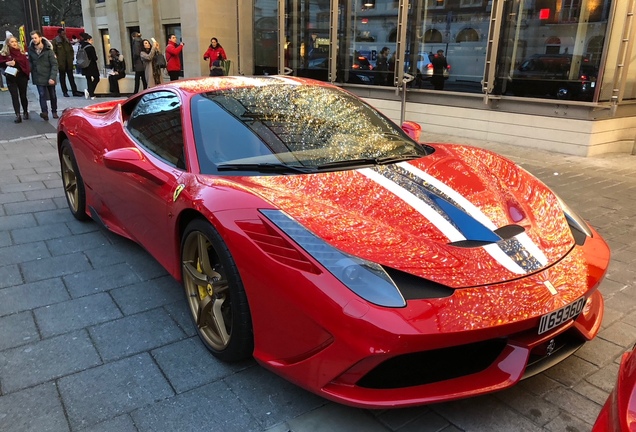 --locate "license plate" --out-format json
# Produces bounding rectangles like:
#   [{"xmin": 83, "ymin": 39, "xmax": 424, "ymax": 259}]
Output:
[{"xmin": 538, "ymin": 297, "xmax": 586, "ymax": 335}]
